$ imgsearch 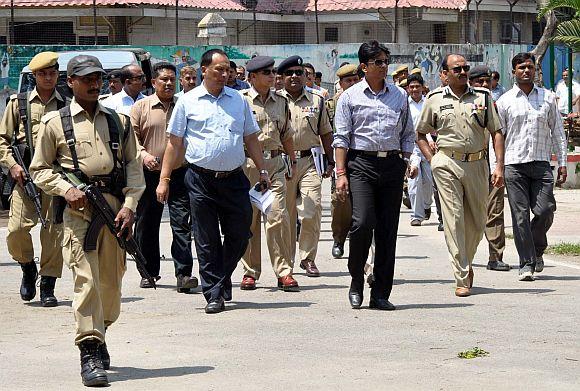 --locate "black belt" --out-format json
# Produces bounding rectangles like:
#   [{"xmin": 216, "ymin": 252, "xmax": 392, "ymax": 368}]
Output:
[
  {"xmin": 352, "ymin": 149, "xmax": 401, "ymax": 158},
  {"xmin": 296, "ymin": 149, "xmax": 312, "ymax": 158},
  {"xmin": 189, "ymin": 163, "xmax": 242, "ymax": 179}
]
